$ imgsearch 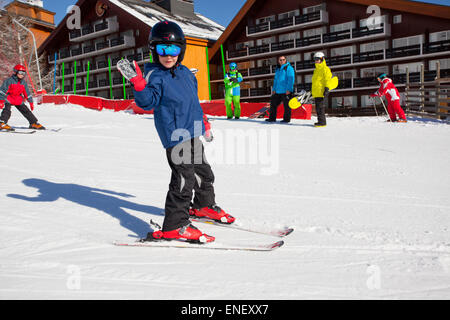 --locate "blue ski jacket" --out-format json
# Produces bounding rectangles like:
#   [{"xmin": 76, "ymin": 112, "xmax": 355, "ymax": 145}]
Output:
[
  {"xmin": 272, "ymin": 62, "xmax": 295, "ymax": 94},
  {"xmin": 133, "ymin": 63, "xmax": 205, "ymax": 149}
]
